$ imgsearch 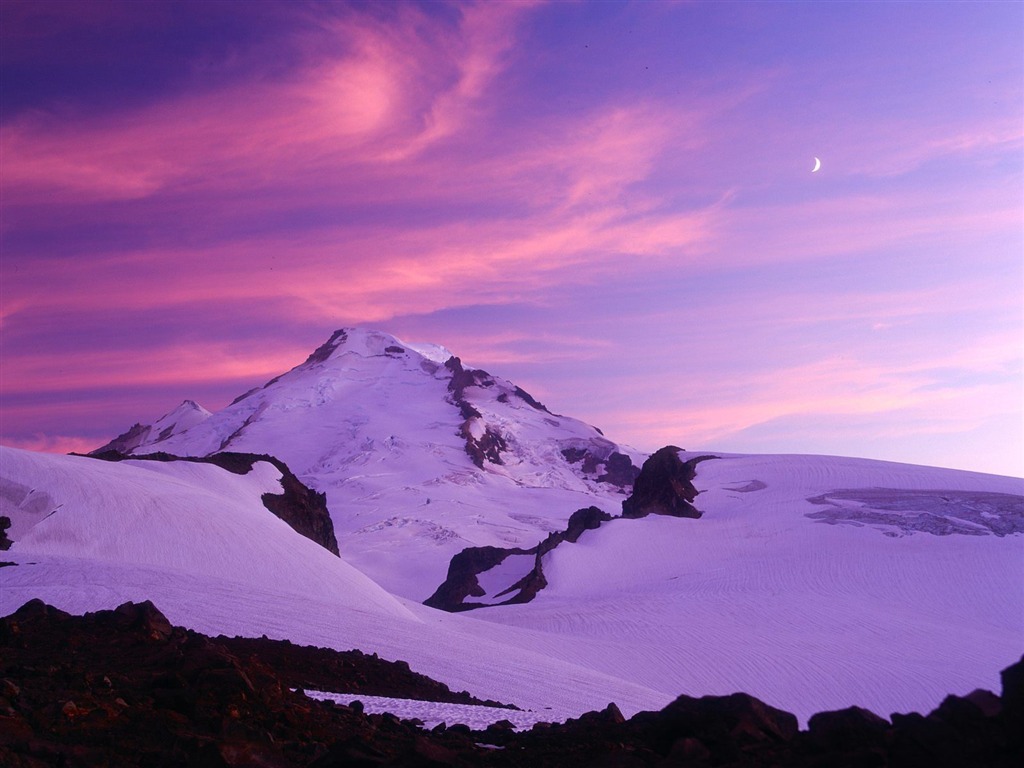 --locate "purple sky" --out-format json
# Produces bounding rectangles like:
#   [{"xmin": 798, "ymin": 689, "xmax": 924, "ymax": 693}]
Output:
[{"xmin": 2, "ymin": 1, "xmax": 1021, "ymax": 476}]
